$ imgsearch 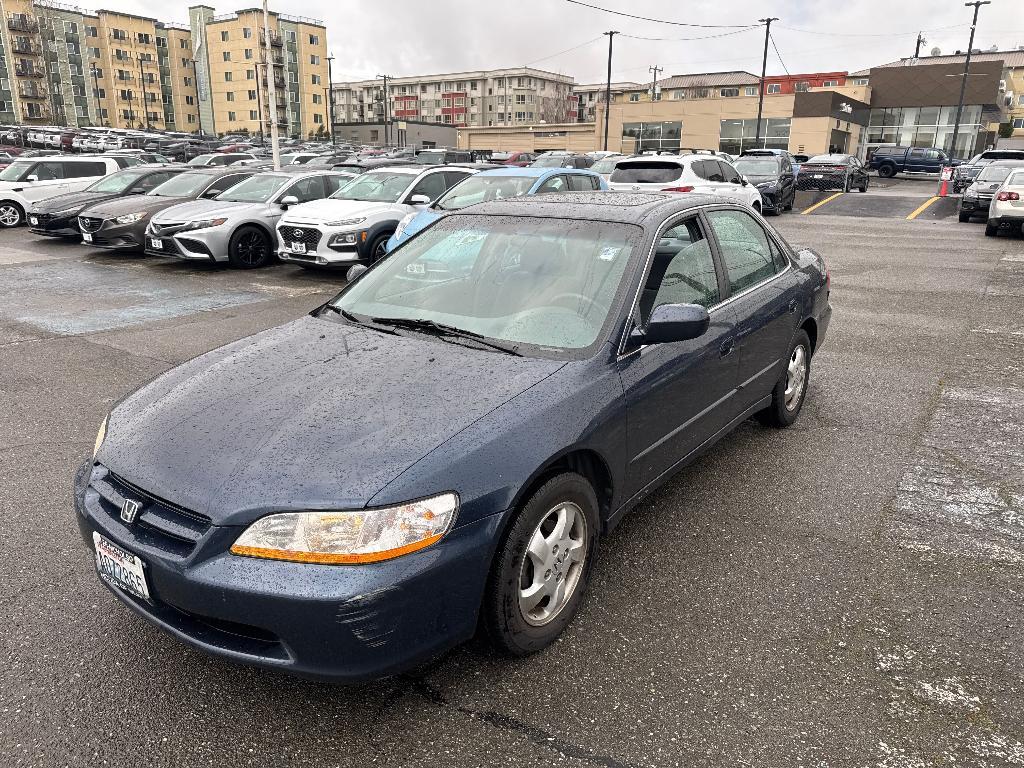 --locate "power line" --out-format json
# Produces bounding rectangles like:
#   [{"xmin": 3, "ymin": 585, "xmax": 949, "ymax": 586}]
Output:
[
  {"xmin": 775, "ymin": 22, "xmax": 968, "ymax": 38},
  {"xmin": 770, "ymin": 32, "xmax": 789, "ymax": 76},
  {"xmin": 524, "ymin": 35, "xmax": 605, "ymax": 66},
  {"xmin": 619, "ymin": 27, "xmax": 758, "ymax": 42},
  {"xmin": 564, "ymin": 0, "xmax": 752, "ymax": 28}
]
